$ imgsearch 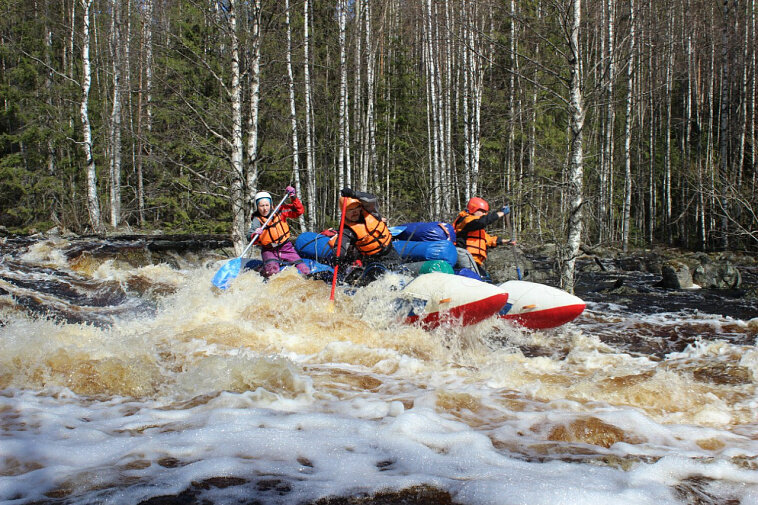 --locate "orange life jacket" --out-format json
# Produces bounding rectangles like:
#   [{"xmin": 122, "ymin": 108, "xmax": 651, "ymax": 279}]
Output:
[
  {"xmin": 330, "ymin": 210, "xmax": 392, "ymax": 256},
  {"xmin": 256, "ymin": 212, "xmax": 291, "ymax": 247},
  {"xmin": 453, "ymin": 210, "xmax": 494, "ymax": 265}
]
